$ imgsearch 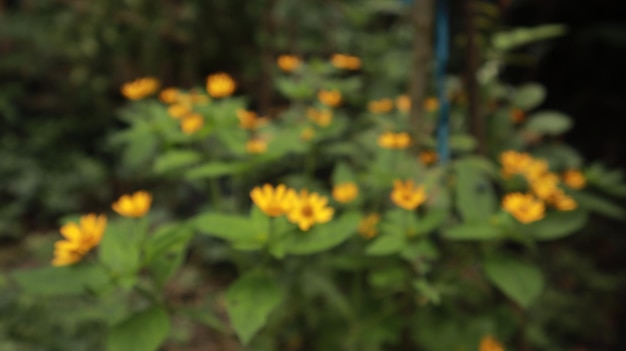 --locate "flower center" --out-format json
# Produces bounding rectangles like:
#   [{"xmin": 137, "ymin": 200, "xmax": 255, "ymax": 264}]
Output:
[{"xmin": 301, "ymin": 205, "xmax": 314, "ymax": 217}]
